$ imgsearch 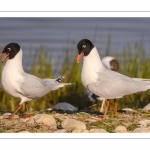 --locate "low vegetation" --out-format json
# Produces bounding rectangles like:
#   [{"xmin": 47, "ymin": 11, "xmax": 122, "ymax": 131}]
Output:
[{"xmin": 0, "ymin": 40, "xmax": 150, "ymax": 113}]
